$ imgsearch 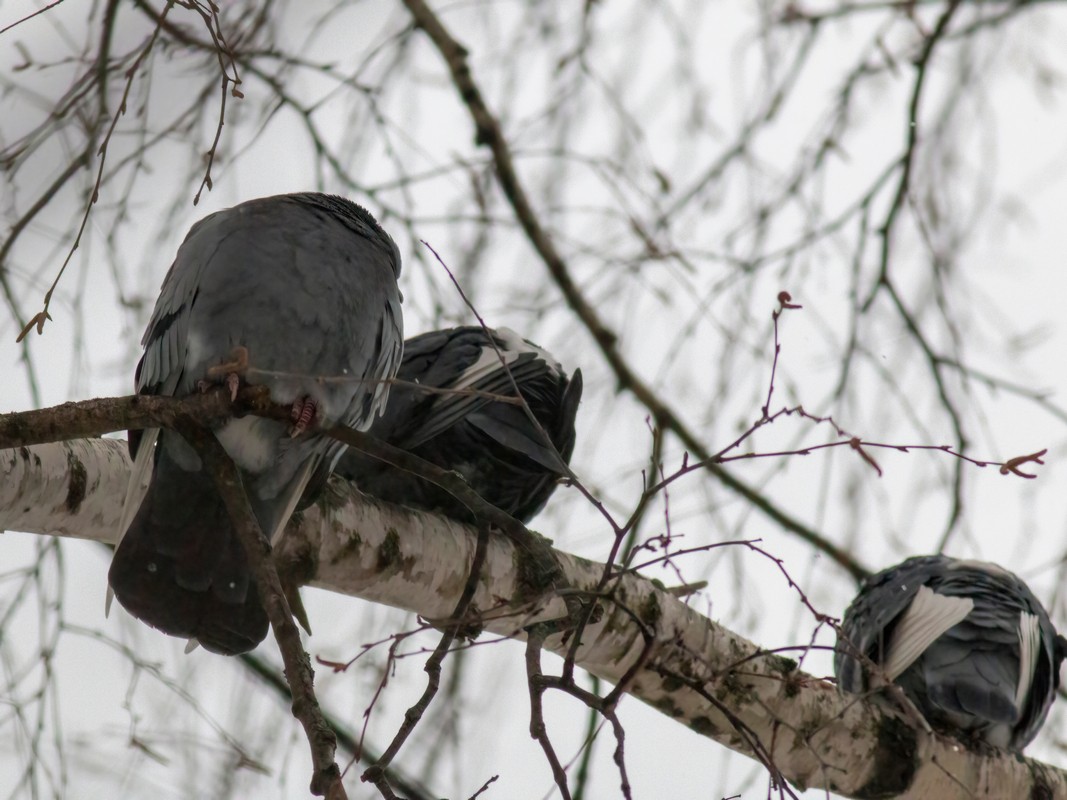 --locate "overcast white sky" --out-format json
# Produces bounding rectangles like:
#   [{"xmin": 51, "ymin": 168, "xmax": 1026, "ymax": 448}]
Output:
[{"xmin": 4, "ymin": 2, "xmax": 1067, "ymax": 798}]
